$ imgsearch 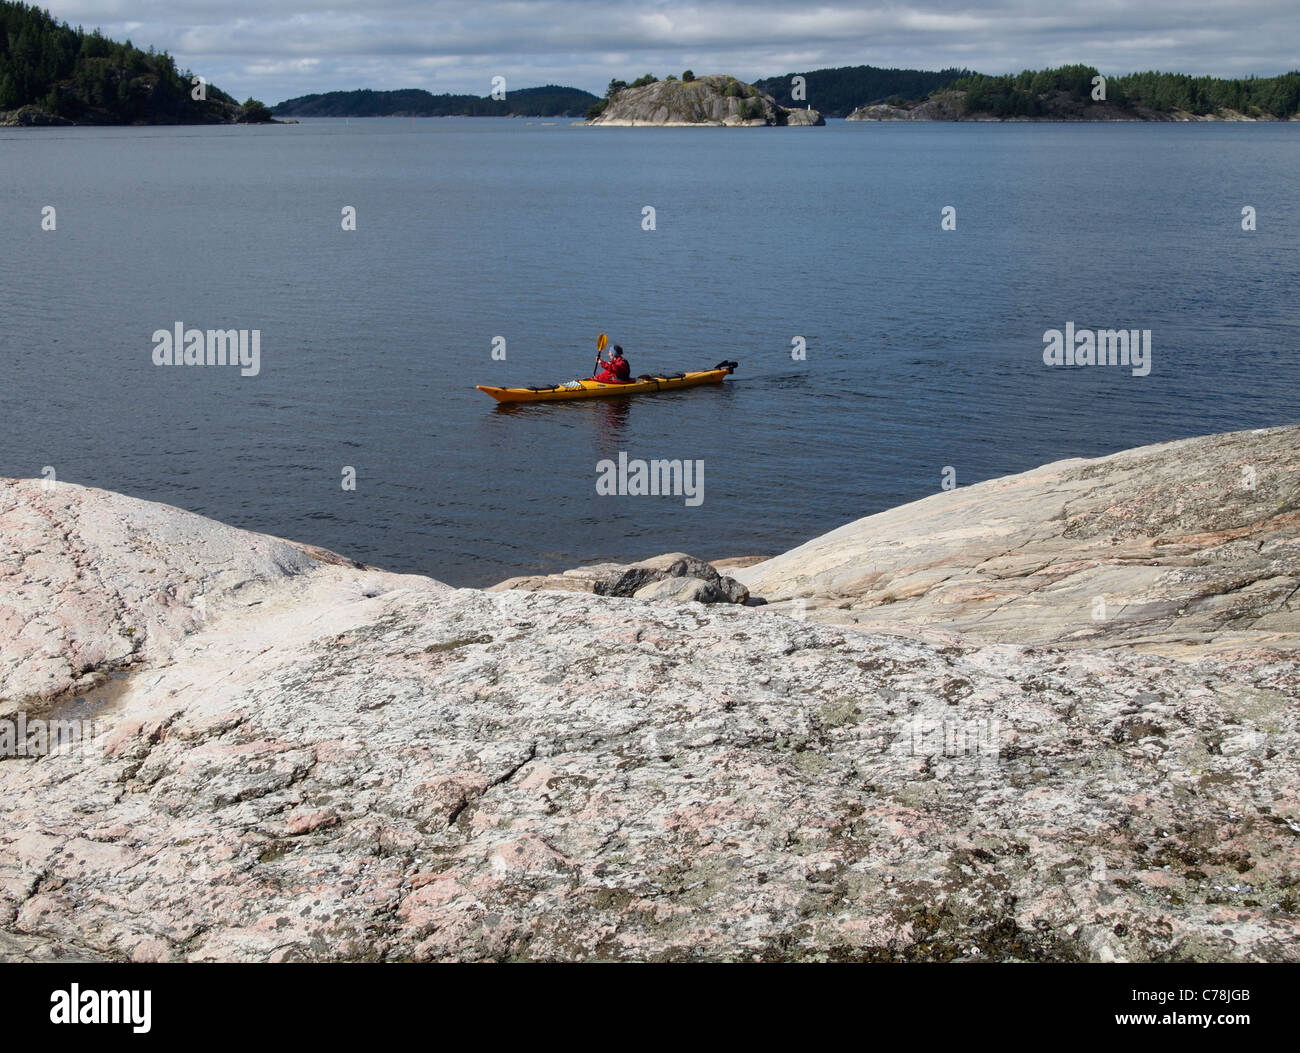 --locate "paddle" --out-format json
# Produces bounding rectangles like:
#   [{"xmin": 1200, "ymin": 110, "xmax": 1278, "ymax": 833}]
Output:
[{"xmin": 593, "ymin": 333, "xmax": 608, "ymax": 378}]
